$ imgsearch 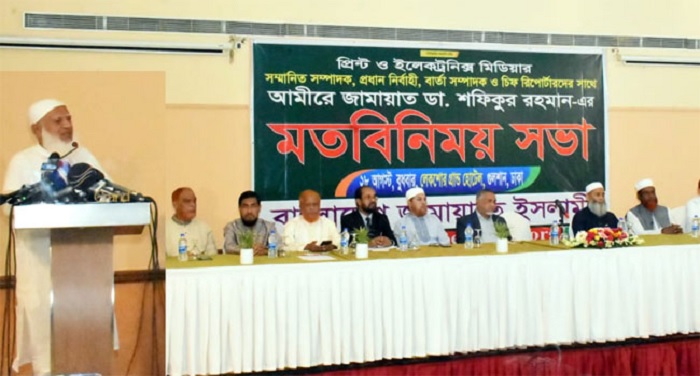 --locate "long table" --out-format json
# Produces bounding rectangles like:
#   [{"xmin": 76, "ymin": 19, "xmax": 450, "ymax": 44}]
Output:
[{"xmin": 166, "ymin": 236, "xmax": 700, "ymax": 376}]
